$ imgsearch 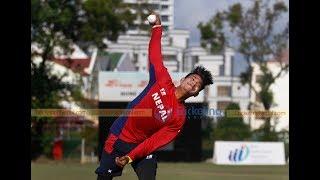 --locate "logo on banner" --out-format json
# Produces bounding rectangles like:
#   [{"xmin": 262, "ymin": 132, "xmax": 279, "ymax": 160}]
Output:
[
  {"xmin": 228, "ymin": 145, "xmax": 250, "ymax": 162},
  {"xmin": 151, "ymin": 88, "xmax": 173, "ymax": 122}
]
